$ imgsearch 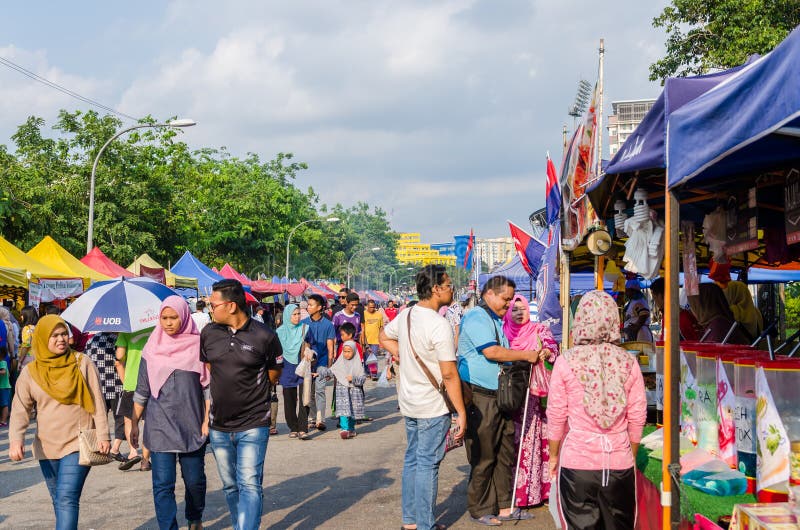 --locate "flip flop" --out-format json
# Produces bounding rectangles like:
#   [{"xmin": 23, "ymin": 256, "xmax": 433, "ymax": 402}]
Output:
[
  {"xmin": 498, "ymin": 509, "xmax": 534, "ymax": 521},
  {"xmin": 471, "ymin": 515, "xmax": 501, "ymax": 526},
  {"xmin": 289, "ymin": 432, "xmax": 298, "ymax": 438},
  {"xmin": 118, "ymin": 455, "xmax": 141, "ymax": 471},
  {"xmin": 298, "ymin": 432, "xmax": 310, "ymax": 440}
]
